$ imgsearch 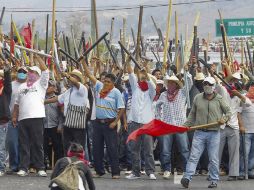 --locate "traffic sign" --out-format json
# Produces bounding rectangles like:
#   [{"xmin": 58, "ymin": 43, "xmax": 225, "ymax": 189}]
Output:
[{"xmin": 216, "ymin": 18, "xmax": 254, "ymax": 37}]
